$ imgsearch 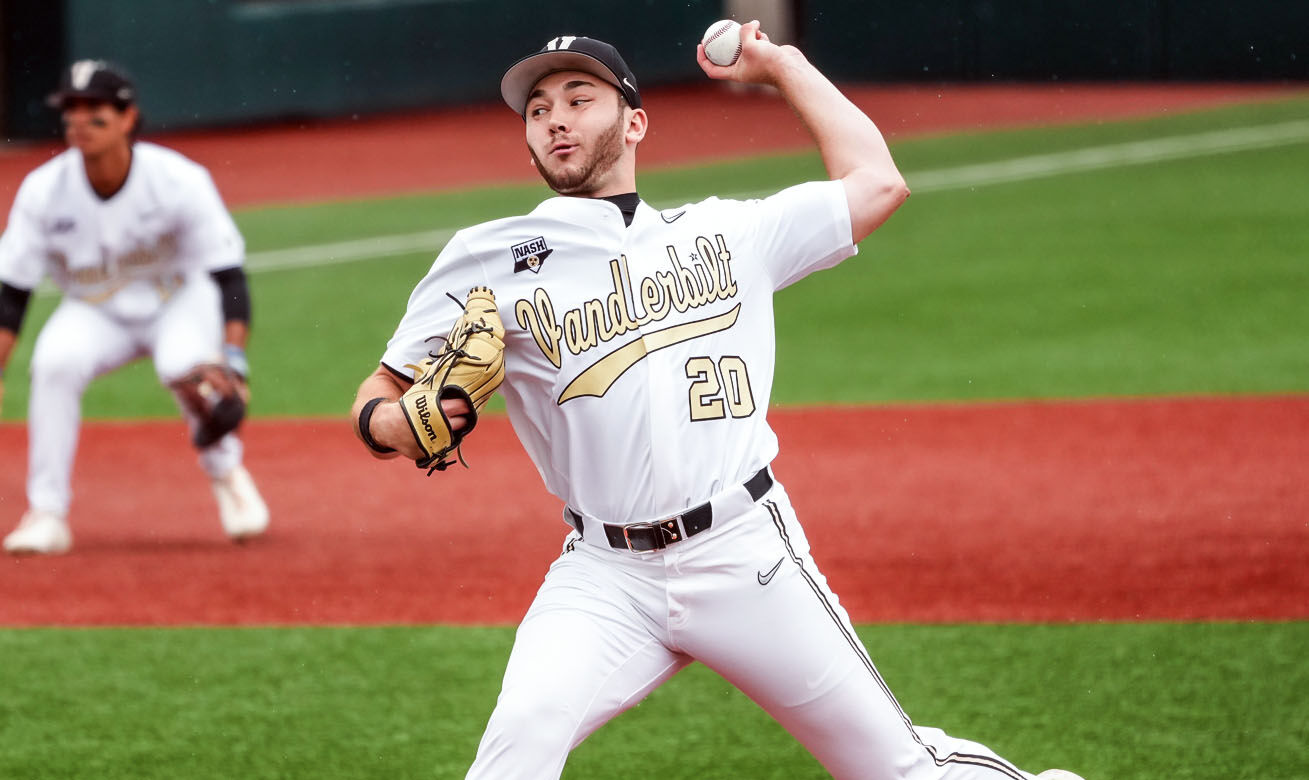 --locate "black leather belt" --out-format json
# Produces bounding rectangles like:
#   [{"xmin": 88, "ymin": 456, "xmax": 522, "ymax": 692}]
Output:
[{"xmin": 566, "ymin": 468, "xmax": 773, "ymax": 553}]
